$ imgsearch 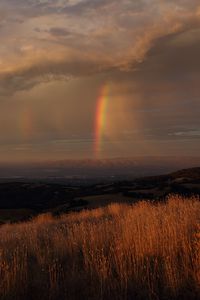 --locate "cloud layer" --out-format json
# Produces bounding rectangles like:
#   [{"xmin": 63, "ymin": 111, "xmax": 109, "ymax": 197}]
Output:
[
  {"xmin": 0, "ymin": 0, "xmax": 200, "ymax": 161},
  {"xmin": 0, "ymin": 0, "xmax": 200, "ymax": 93}
]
